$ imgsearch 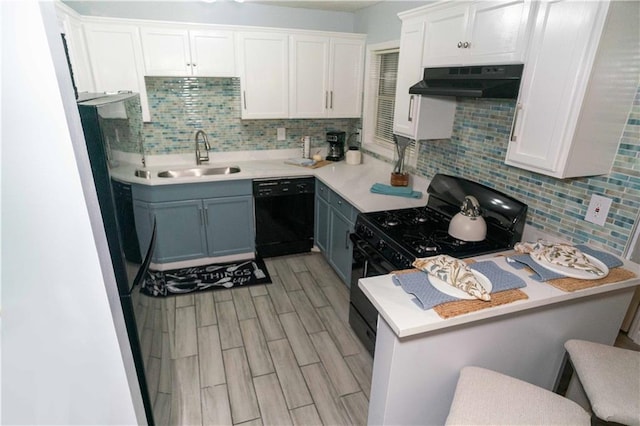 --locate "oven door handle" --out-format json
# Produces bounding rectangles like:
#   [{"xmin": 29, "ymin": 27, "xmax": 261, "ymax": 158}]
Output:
[{"xmin": 350, "ymin": 233, "xmax": 397, "ymax": 273}]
